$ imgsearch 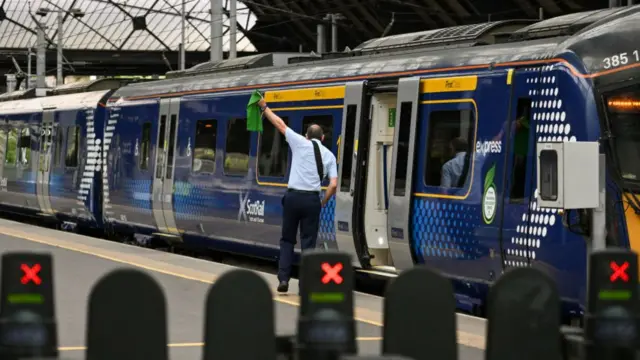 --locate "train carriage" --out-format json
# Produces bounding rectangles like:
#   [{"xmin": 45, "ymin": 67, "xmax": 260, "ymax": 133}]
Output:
[{"xmin": 0, "ymin": 90, "xmax": 108, "ymax": 229}]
